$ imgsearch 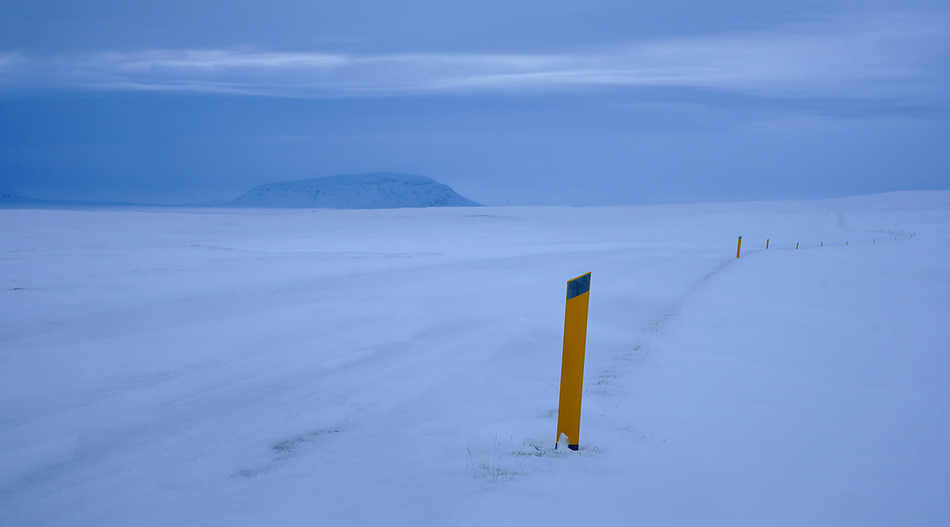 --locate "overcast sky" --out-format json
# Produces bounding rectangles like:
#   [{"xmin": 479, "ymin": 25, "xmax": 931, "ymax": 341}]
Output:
[{"xmin": 1, "ymin": 1, "xmax": 948, "ymax": 205}]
